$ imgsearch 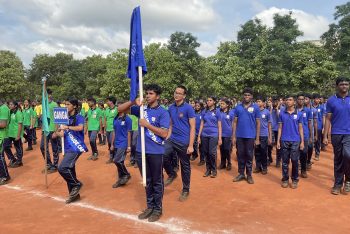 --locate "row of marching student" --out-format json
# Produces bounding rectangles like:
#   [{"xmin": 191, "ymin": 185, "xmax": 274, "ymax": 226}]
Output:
[{"xmin": 0, "ymin": 77, "xmax": 349, "ymax": 222}]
